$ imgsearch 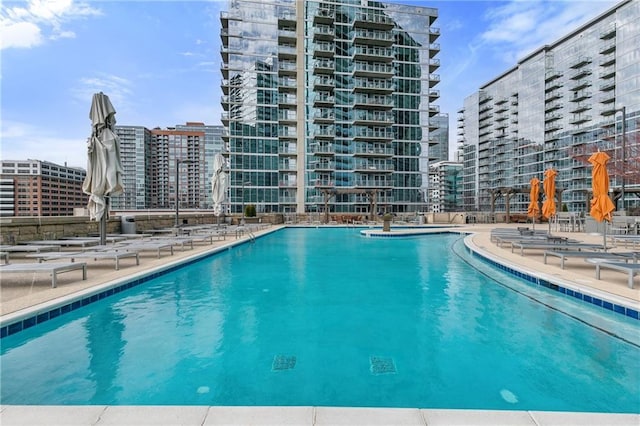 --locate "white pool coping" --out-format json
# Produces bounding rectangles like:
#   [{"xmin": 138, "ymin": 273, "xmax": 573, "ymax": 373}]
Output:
[{"xmin": 1, "ymin": 405, "xmax": 639, "ymax": 425}]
